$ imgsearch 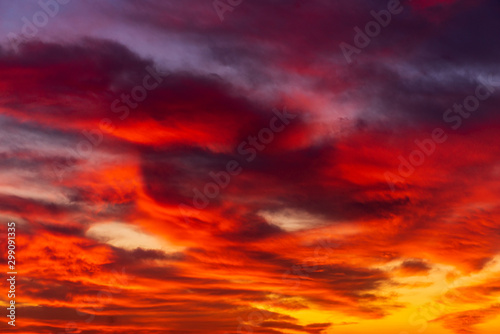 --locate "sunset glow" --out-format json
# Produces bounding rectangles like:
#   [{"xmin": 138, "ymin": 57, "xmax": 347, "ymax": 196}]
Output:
[{"xmin": 1, "ymin": 1, "xmax": 500, "ymax": 334}]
